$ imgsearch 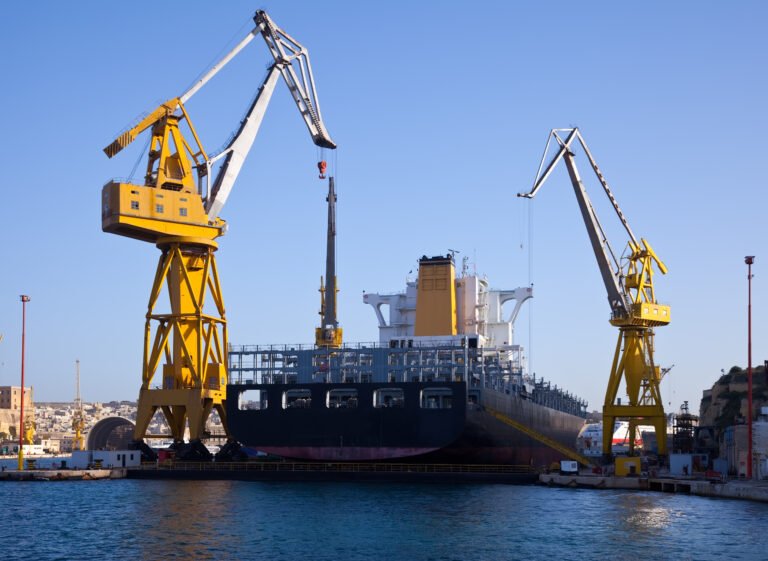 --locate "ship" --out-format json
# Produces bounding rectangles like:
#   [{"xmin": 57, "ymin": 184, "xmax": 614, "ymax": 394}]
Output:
[
  {"xmin": 225, "ymin": 252, "xmax": 587, "ymax": 466},
  {"xmin": 577, "ymin": 420, "xmax": 669, "ymax": 458}
]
